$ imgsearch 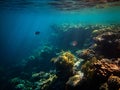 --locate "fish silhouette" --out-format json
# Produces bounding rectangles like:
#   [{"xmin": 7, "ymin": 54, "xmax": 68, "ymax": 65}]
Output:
[{"xmin": 35, "ymin": 31, "xmax": 40, "ymax": 35}]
